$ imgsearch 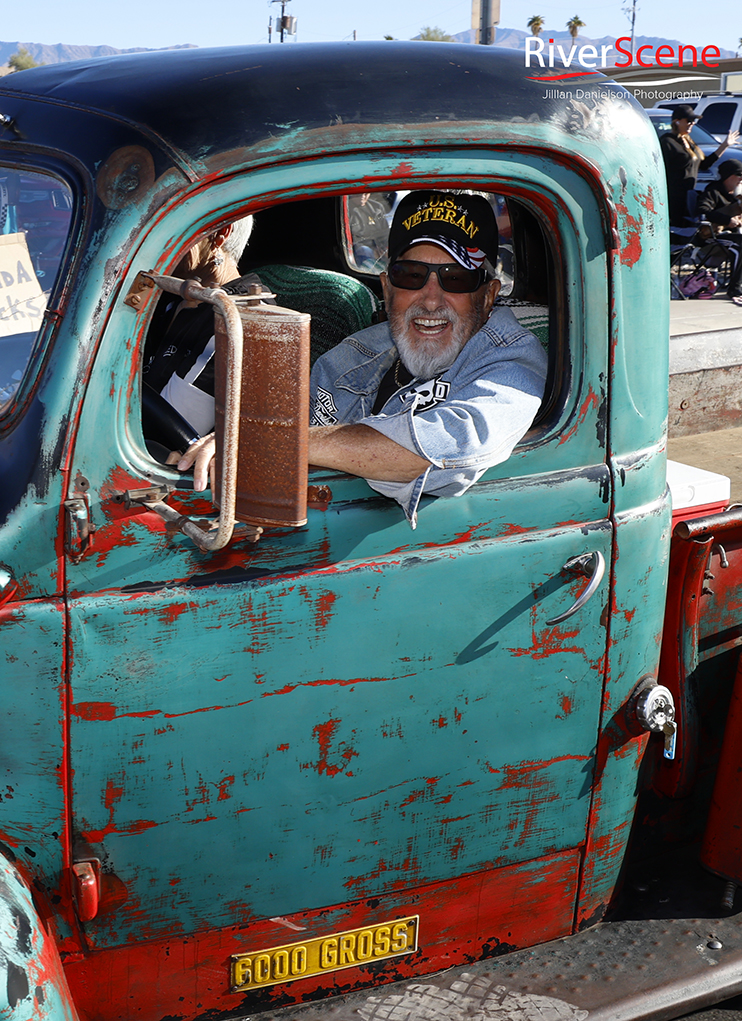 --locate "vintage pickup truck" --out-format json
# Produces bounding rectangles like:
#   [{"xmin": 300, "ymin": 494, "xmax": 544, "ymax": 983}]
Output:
[{"xmin": 1, "ymin": 40, "xmax": 742, "ymax": 1021}]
